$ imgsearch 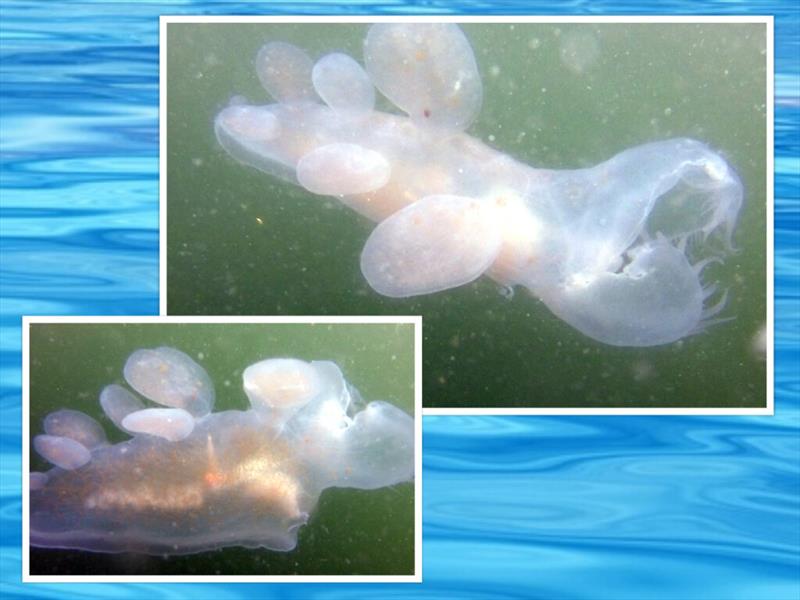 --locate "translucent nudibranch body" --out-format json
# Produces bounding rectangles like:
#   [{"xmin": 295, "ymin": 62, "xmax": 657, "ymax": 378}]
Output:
[
  {"xmin": 215, "ymin": 24, "xmax": 743, "ymax": 347},
  {"xmin": 30, "ymin": 347, "xmax": 414, "ymax": 555}
]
